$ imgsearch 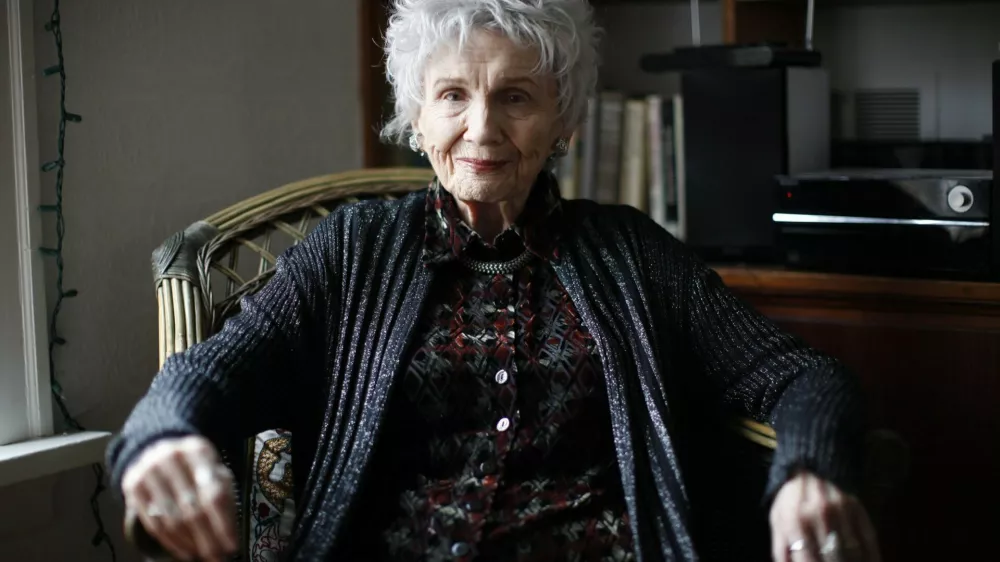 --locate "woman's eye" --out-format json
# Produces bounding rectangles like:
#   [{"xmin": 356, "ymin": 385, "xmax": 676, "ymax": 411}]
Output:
[
  {"xmin": 443, "ymin": 91, "xmax": 463, "ymax": 102},
  {"xmin": 506, "ymin": 91, "xmax": 529, "ymax": 104}
]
